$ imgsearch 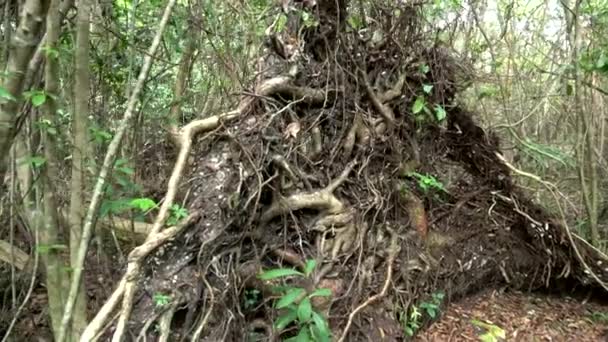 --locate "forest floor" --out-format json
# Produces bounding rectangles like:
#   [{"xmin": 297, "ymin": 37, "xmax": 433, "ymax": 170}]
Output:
[{"xmin": 417, "ymin": 290, "xmax": 608, "ymax": 341}]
